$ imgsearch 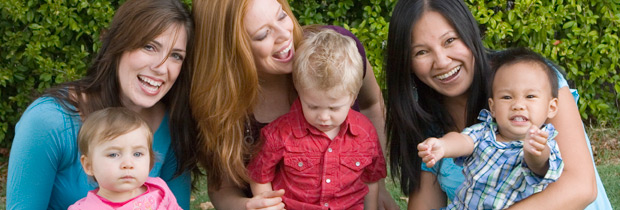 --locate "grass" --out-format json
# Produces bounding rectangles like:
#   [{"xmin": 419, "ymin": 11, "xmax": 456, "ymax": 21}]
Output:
[
  {"xmin": 0, "ymin": 127, "xmax": 618, "ymax": 210},
  {"xmin": 588, "ymin": 126, "xmax": 620, "ymax": 208}
]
